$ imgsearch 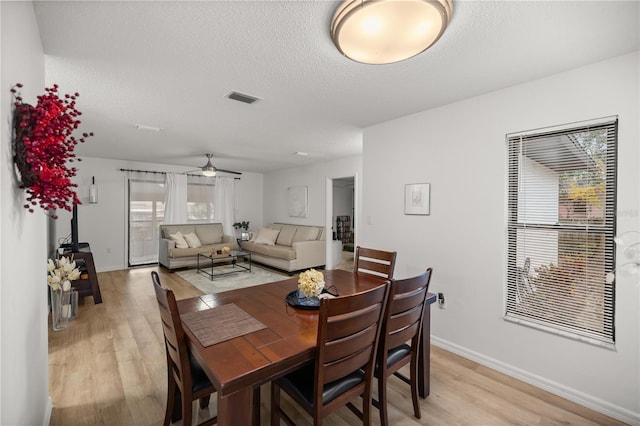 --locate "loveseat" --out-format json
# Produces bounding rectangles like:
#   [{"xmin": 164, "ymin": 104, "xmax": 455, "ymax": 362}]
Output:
[
  {"xmin": 239, "ymin": 223, "xmax": 325, "ymax": 274},
  {"xmin": 158, "ymin": 223, "xmax": 238, "ymax": 270}
]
